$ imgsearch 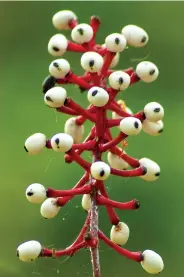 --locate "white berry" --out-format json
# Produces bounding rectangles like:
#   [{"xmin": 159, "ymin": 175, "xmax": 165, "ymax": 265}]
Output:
[
  {"xmin": 90, "ymin": 161, "xmax": 111, "ymax": 181},
  {"xmin": 52, "ymin": 10, "xmax": 77, "ymax": 30},
  {"xmin": 144, "ymin": 102, "xmax": 164, "ymax": 122},
  {"xmin": 105, "ymin": 33, "xmax": 127, "ymax": 52},
  {"xmin": 110, "ymin": 222, "xmax": 129, "ymax": 246},
  {"xmin": 26, "ymin": 183, "xmax": 46, "ymax": 204},
  {"xmin": 120, "ymin": 117, "xmax": 142, "ymax": 135},
  {"xmin": 136, "ymin": 61, "xmax": 159, "ymax": 83},
  {"xmin": 82, "ymin": 194, "xmax": 91, "ymax": 211},
  {"xmin": 48, "ymin": 34, "xmax": 68, "ymax": 57},
  {"xmin": 107, "ymin": 150, "xmax": 129, "ymax": 170},
  {"xmin": 143, "ymin": 120, "xmax": 164, "ymax": 136},
  {"xmin": 81, "ymin": 51, "xmax": 104, "ymax": 73},
  {"xmin": 51, "ymin": 133, "xmax": 73, "ymax": 152},
  {"xmin": 139, "ymin": 158, "xmax": 160, "ymax": 182},
  {"xmin": 44, "ymin": 87, "xmax": 67, "ymax": 108},
  {"xmin": 24, "ymin": 133, "xmax": 46, "ymax": 155},
  {"xmin": 121, "ymin": 25, "xmax": 149, "ymax": 48},
  {"xmin": 40, "ymin": 198, "xmax": 60, "ymax": 219},
  {"xmin": 71, "ymin": 24, "xmax": 93, "ymax": 44},
  {"xmin": 141, "ymin": 250, "xmax": 164, "ymax": 274},
  {"xmin": 64, "ymin": 117, "xmax": 84, "ymax": 143},
  {"xmin": 49, "ymin": 59, "xmax": 70, "ymax": 78},
  {"xmin": 109, "ymin": 71, "xmax": 130, "ymax": 91},
  {"xmin": 17, "ymin": 240, "xmax": 42, "ymax": 262},
  {"xmin": 87, "ymin": 86, "xmax": 109, "ymax": 107}
]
